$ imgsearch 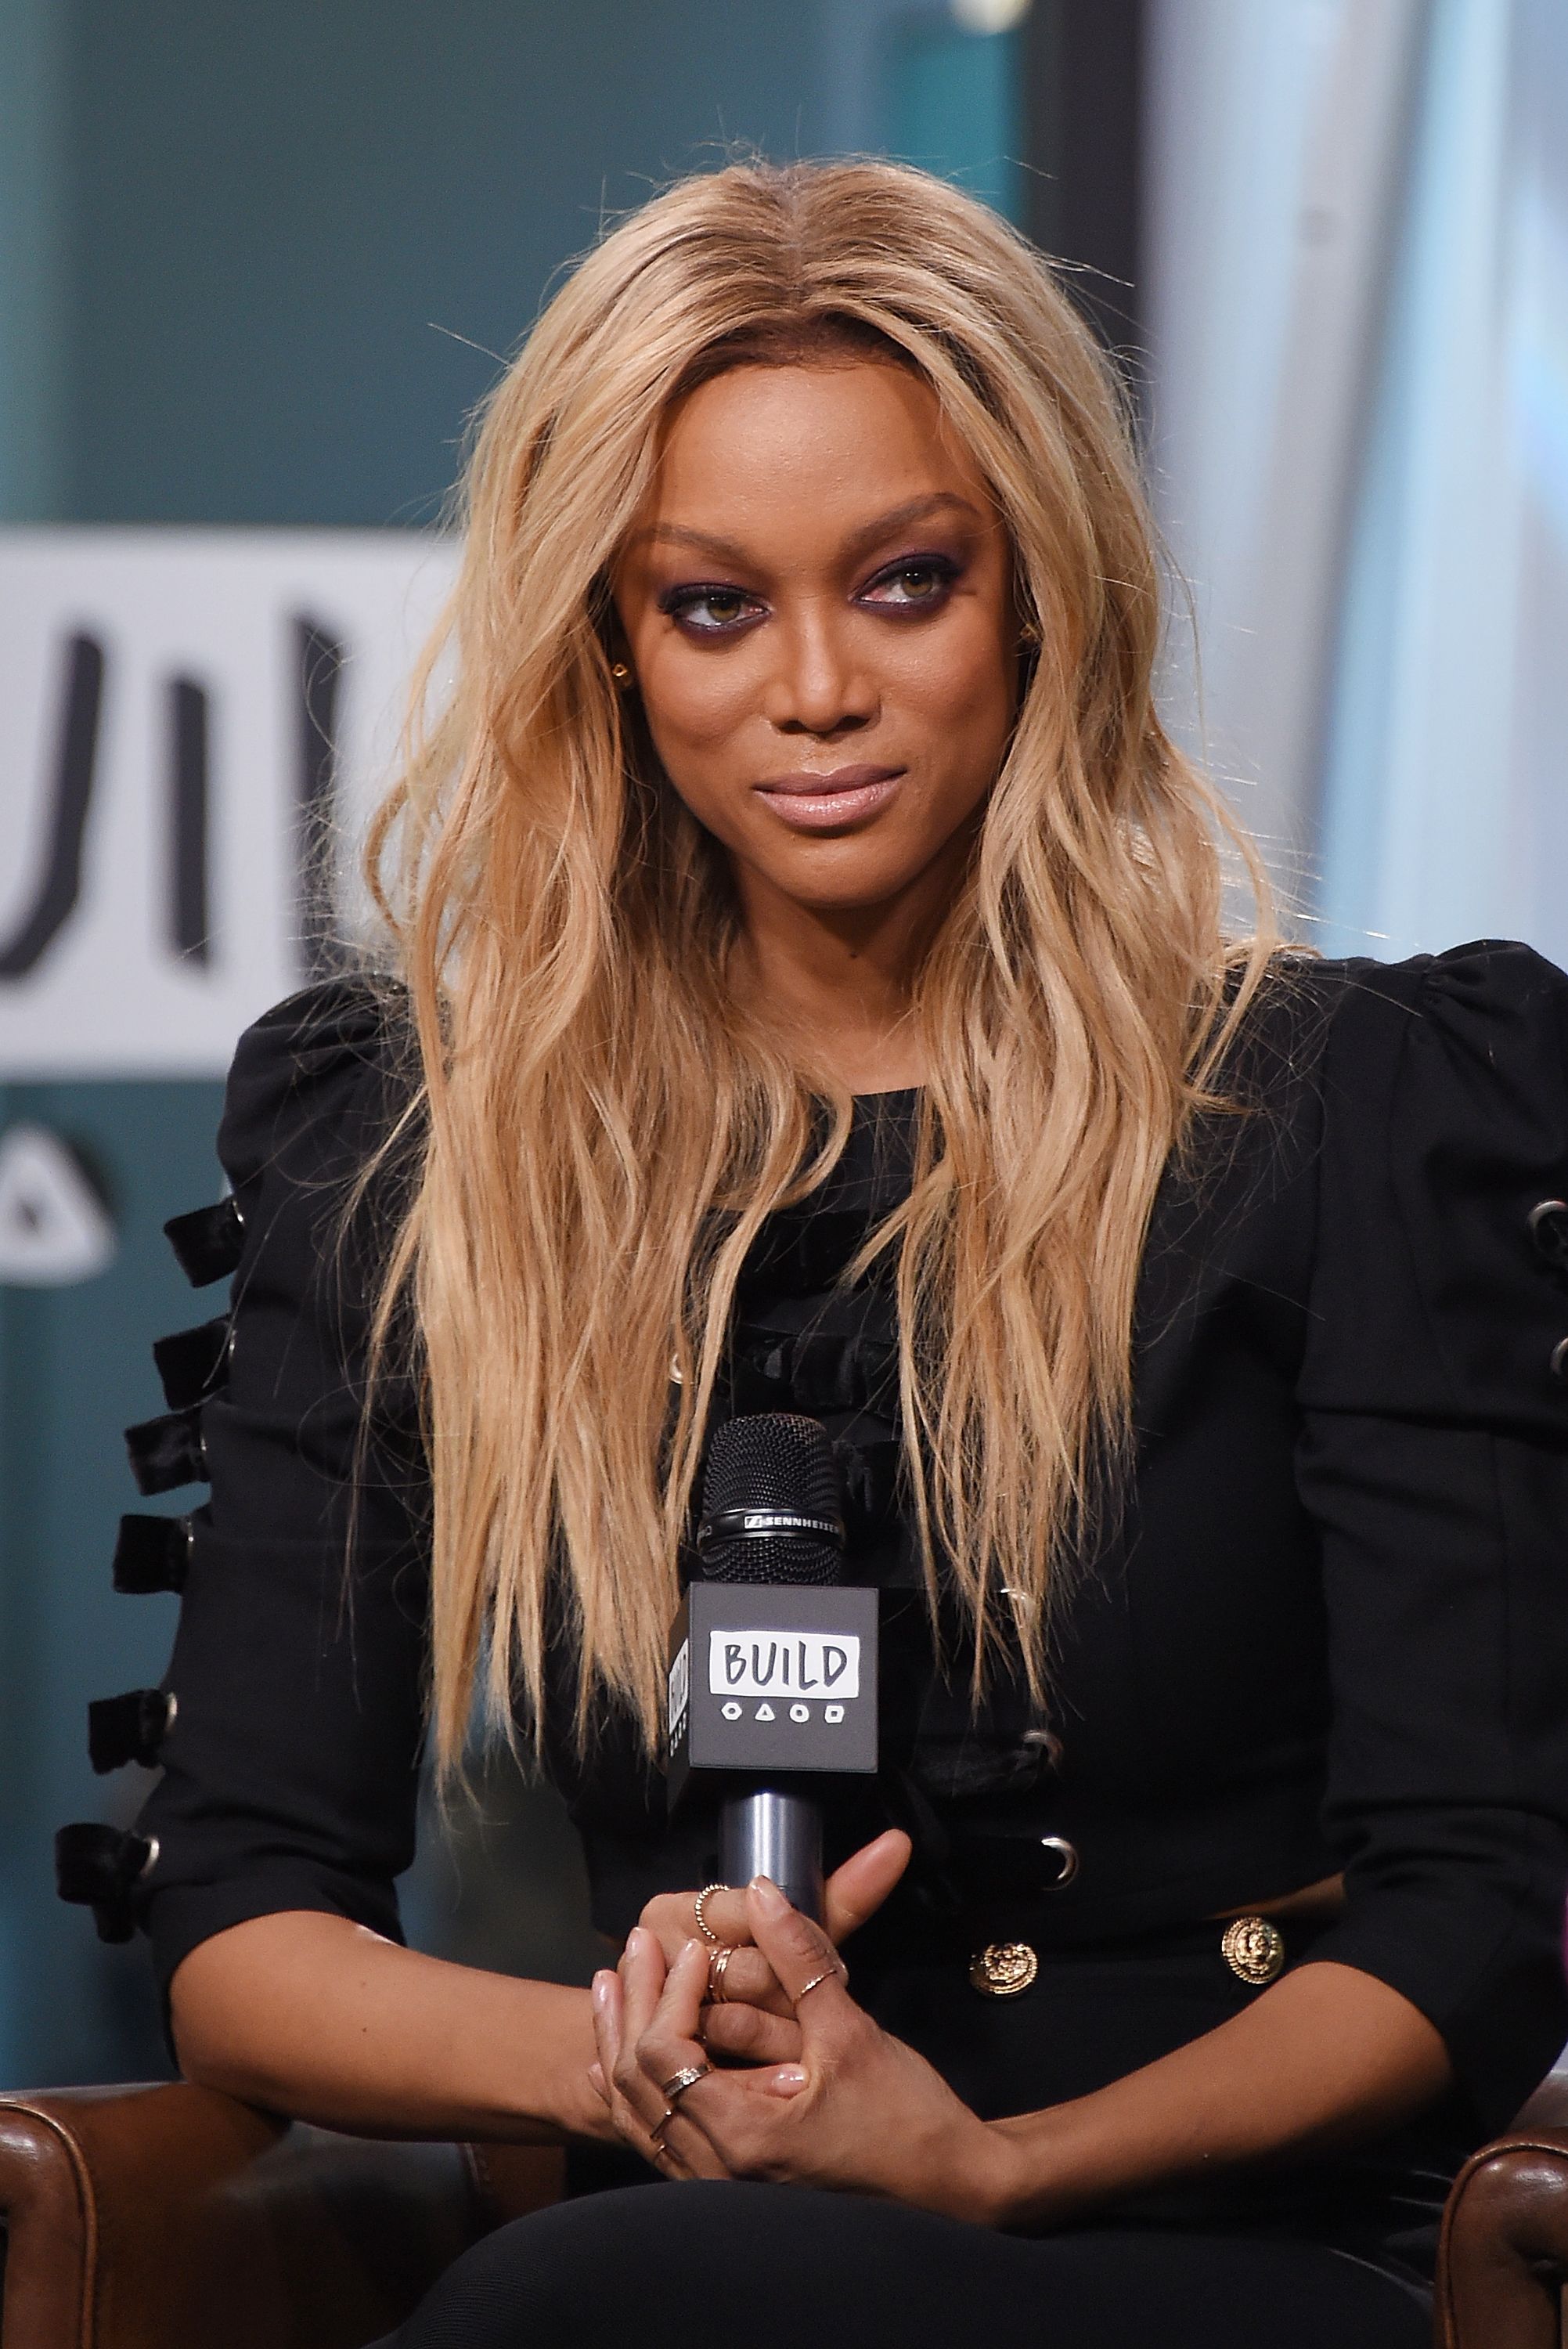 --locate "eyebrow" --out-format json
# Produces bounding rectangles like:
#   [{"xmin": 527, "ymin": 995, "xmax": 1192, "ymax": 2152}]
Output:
[{"xmin": 635, "ymin": 491, "xmax": 985, "ymax": 568}]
